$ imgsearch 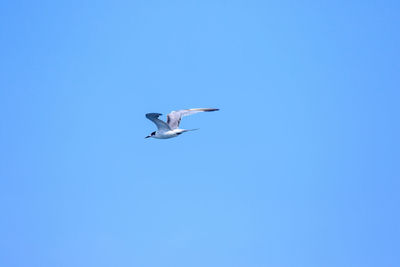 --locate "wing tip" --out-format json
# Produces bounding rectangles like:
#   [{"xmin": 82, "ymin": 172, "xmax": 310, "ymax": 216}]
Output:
[
  {"xmin": 189, "ymin": 108, "xmax": 219, "ymax": 112},
  {"xmin": 145, "ymin": 113, "xmax": 162, "ymax": 118}
]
